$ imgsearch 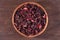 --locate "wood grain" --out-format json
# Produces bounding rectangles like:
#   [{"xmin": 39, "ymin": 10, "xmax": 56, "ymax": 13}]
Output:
[{"xmin": 0, "ymin": 0, "xmax": 60, "ymax": 40}]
